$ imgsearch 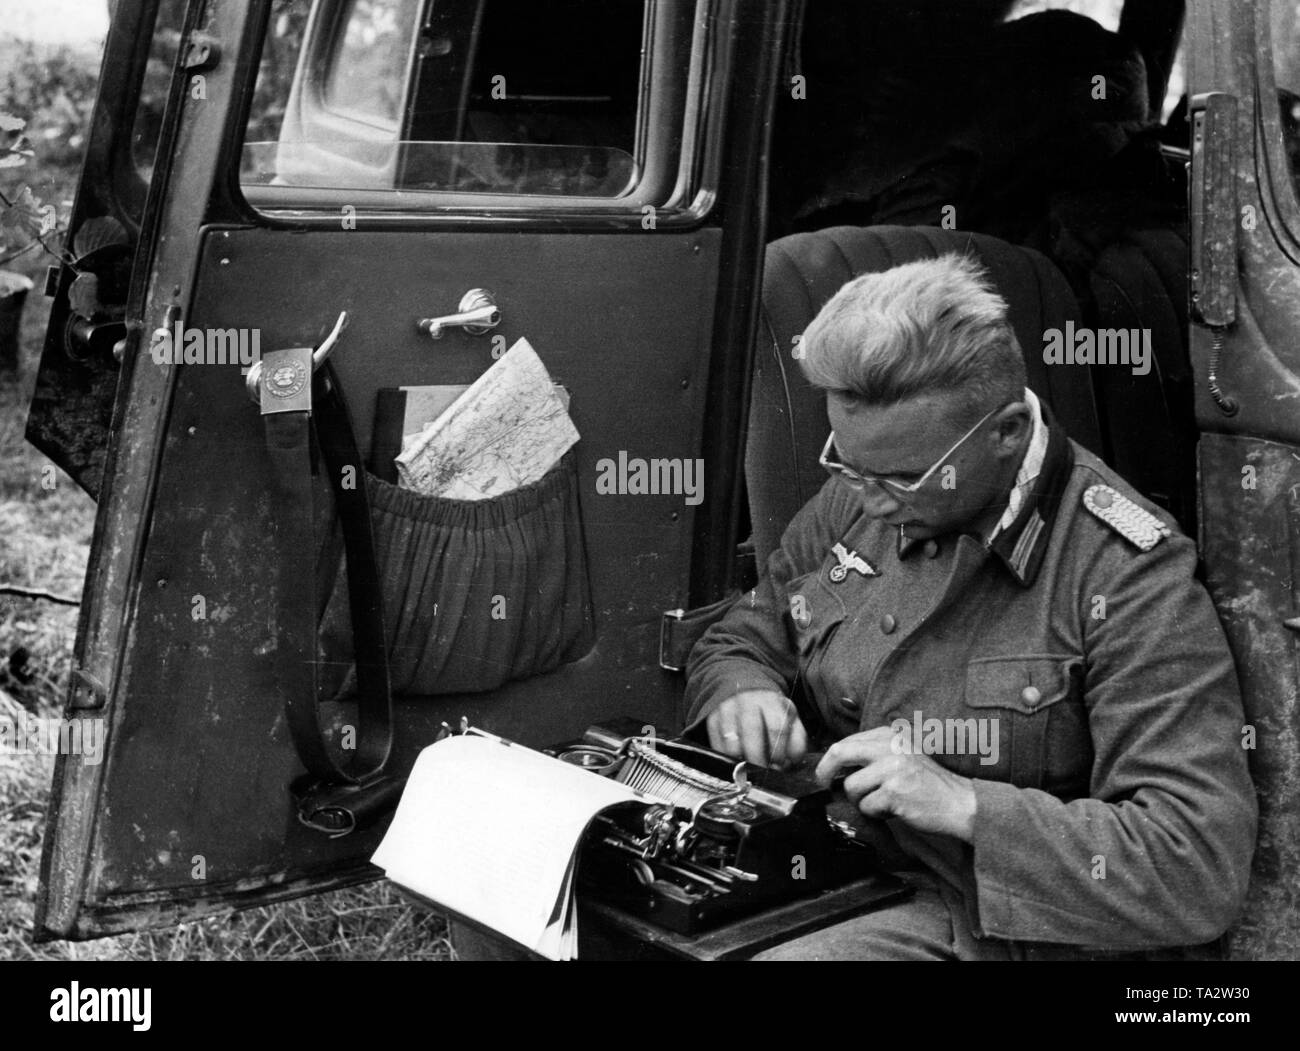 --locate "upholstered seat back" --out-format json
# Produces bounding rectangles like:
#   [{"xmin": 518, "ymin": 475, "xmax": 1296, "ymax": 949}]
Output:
[
  {"xmin": 747, "ymin": 225, "xmax": 1096, "ymax": 565},
  {"xmin": 1086, "ymin": 227, "xmax": 1195, "ymax": 531}
]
